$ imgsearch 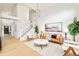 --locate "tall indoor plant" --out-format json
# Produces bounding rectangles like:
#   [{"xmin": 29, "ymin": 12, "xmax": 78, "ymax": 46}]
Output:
[
  {"xmin": 68, "ymin": 17, "xmax": 79, "ymax": 42},
  {"xmin": 34, "ymin": 25, "xmax": 39, "ymax": 38}
]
